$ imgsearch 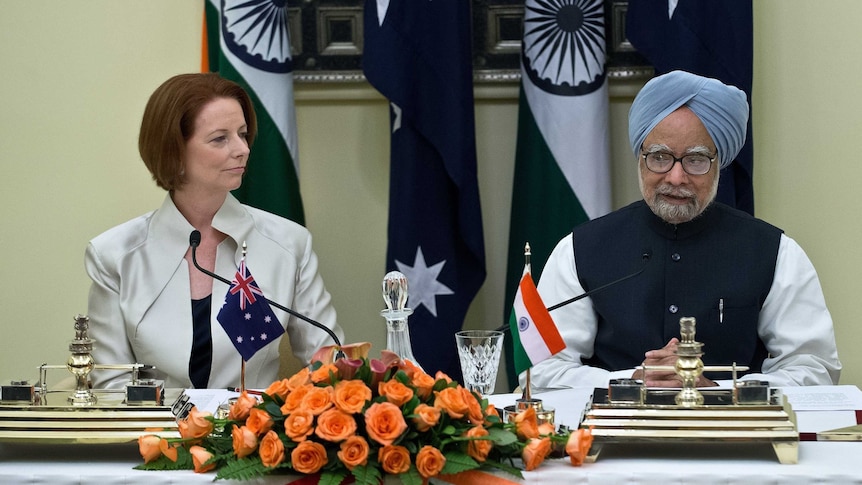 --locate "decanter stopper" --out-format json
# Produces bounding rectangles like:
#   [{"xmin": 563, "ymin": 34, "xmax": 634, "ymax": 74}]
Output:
[
  {"xmin": 381, "ymin": 271, "xmax": 422, "ymax": 371},
  {"xmin": 382, "ymin": 271, "xmax": 409, "ymax": 312}
]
